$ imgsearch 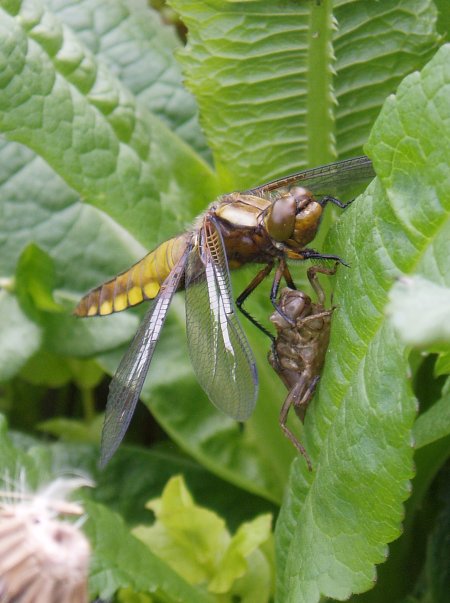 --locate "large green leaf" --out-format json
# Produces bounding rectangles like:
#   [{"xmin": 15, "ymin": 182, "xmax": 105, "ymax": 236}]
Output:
[
  {"xmin": 0, "ymin": 0, "xmax": 218, "ymax": 247},
  {"xmin": 46, "ymin": 0, "xmax": 210, "ymax": 160},
  {"xmin": 169, "ymin": 0, "xmax": 439, "ymax": 189},
  {"xmin": 0, "ymin": 0, "xmax": 217, "ymax": 368},
  {"xmin": 275, "ymin": 45, "xmax": 450, "ymax": 603},
  {"xmin": 333, "ymin": 0, "xmax": 439, "ymax": 157}
]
